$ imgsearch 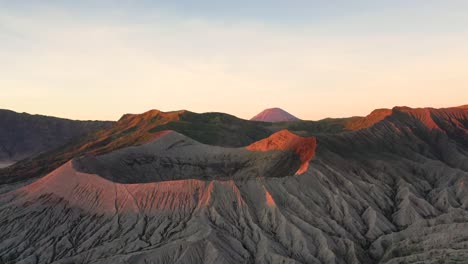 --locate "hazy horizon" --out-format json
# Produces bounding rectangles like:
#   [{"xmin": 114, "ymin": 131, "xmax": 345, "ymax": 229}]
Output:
[
  {"xmin": 4, "ymin": 103, "xmax": 468, "ymax": 123},
  {"xmin": 2, "ymin": 1, "xmax": 467, "ymax": 121}
]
